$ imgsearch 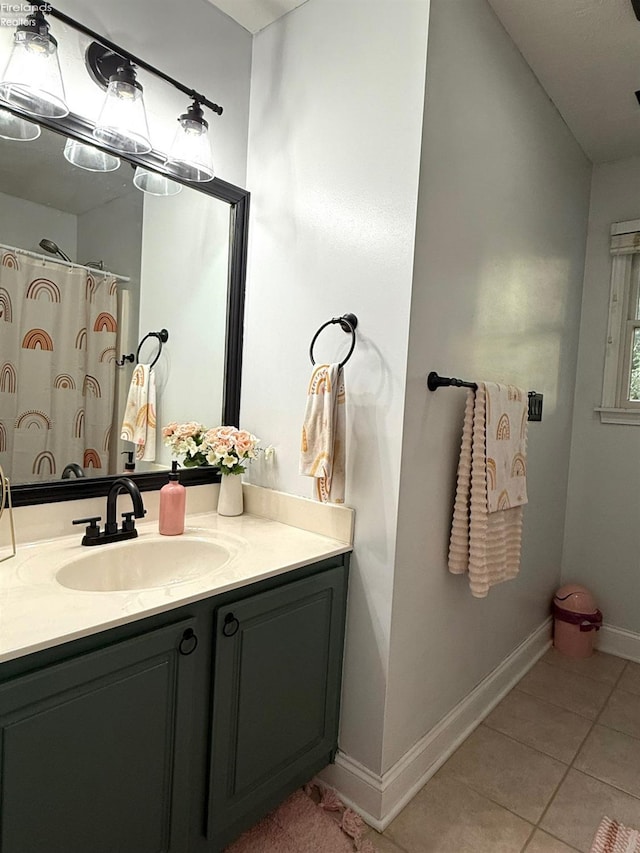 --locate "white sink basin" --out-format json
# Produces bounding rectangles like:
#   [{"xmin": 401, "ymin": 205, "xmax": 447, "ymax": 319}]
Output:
[{"xmin": 54, "ymin": 536, "xmax": 233, "ymax": 592}]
